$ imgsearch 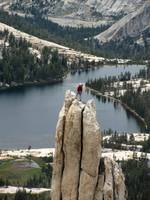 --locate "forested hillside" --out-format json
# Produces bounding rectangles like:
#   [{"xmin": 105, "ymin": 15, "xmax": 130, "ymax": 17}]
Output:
[
  {"xmin": 0, "ymin": 10, "xmax": 148, "ymax": 60},
  {"xmin": 0, "ymin": 30, "xmax": 68, "ymax": 88},
  {"xmin": 0, "ymin": 10, "xmax": 107, "ymax": 54},
  {"xmin": 86, "ymin": 65, "xmax": 150, "ymax": 130}
]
